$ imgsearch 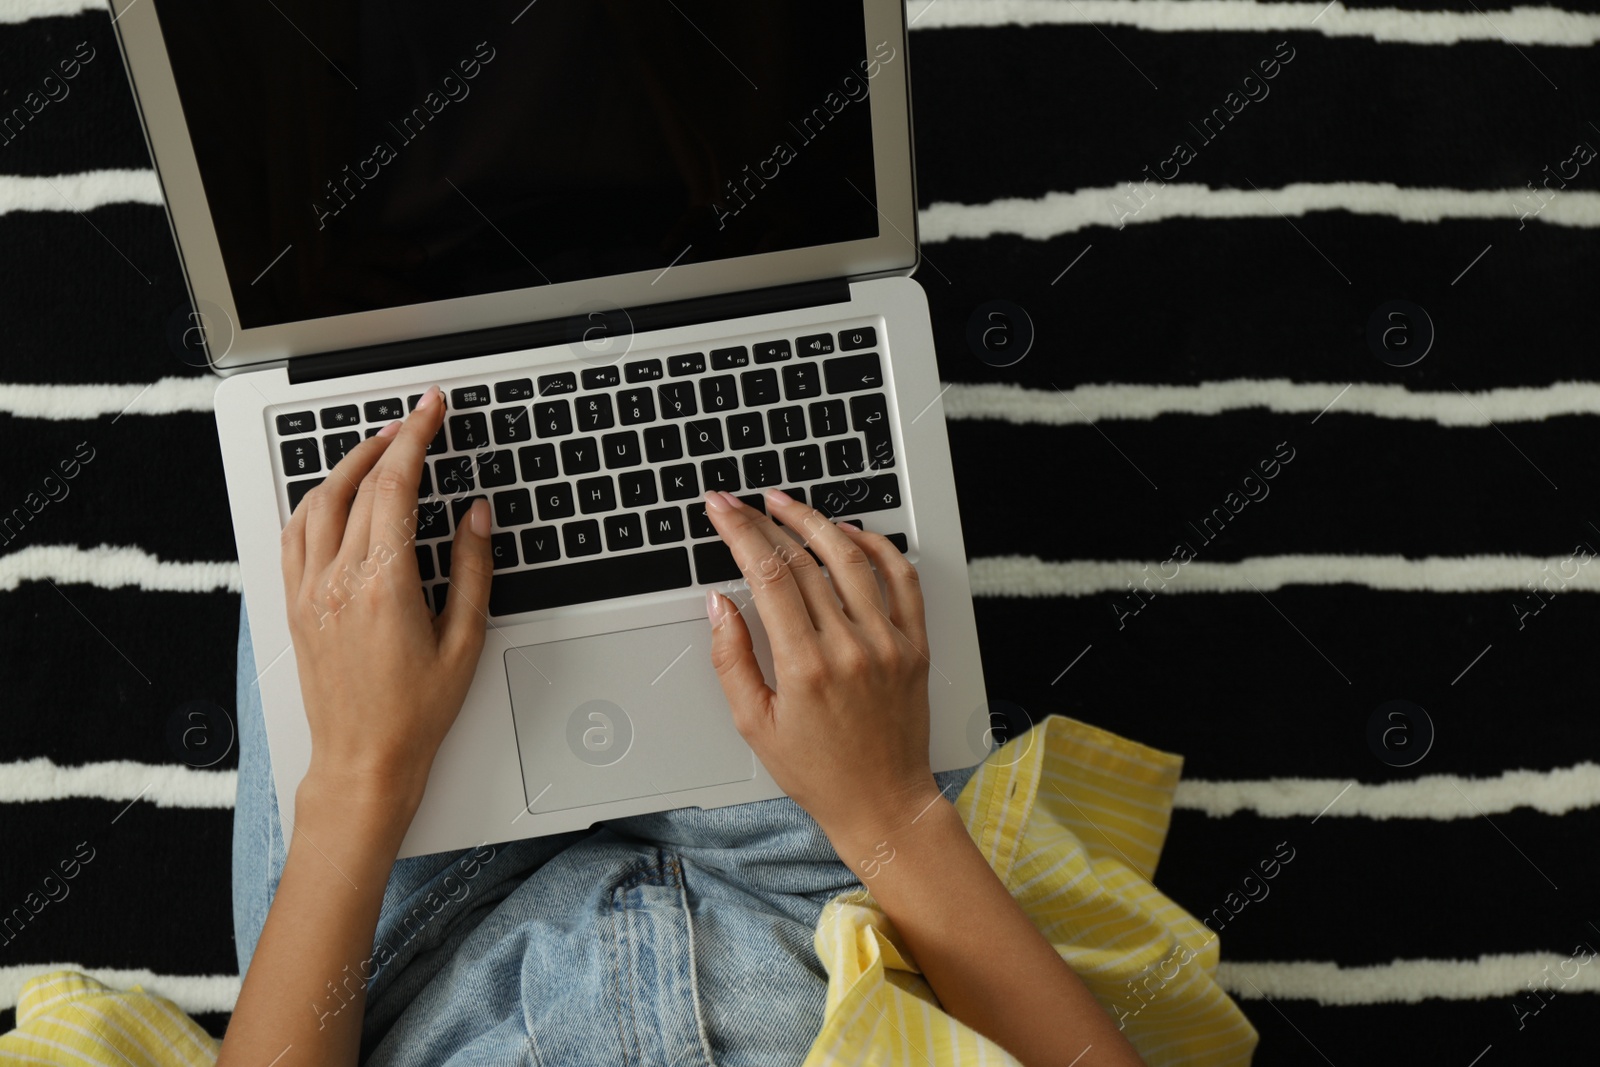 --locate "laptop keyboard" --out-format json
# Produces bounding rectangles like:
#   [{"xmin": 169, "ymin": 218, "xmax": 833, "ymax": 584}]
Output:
[{"xmin": 271, "ymin": 323, "xmax": 911, "ymax": 617}]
